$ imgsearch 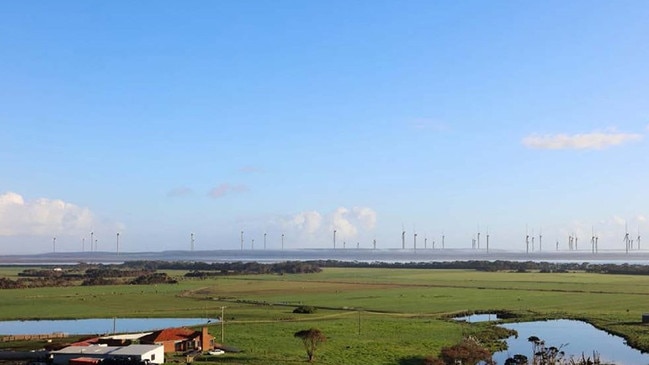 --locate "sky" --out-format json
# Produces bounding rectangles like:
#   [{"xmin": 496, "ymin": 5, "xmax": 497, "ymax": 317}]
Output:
[{"xmin": 2, "ymin": 1, "xmax": 649, "ymax": 254}]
